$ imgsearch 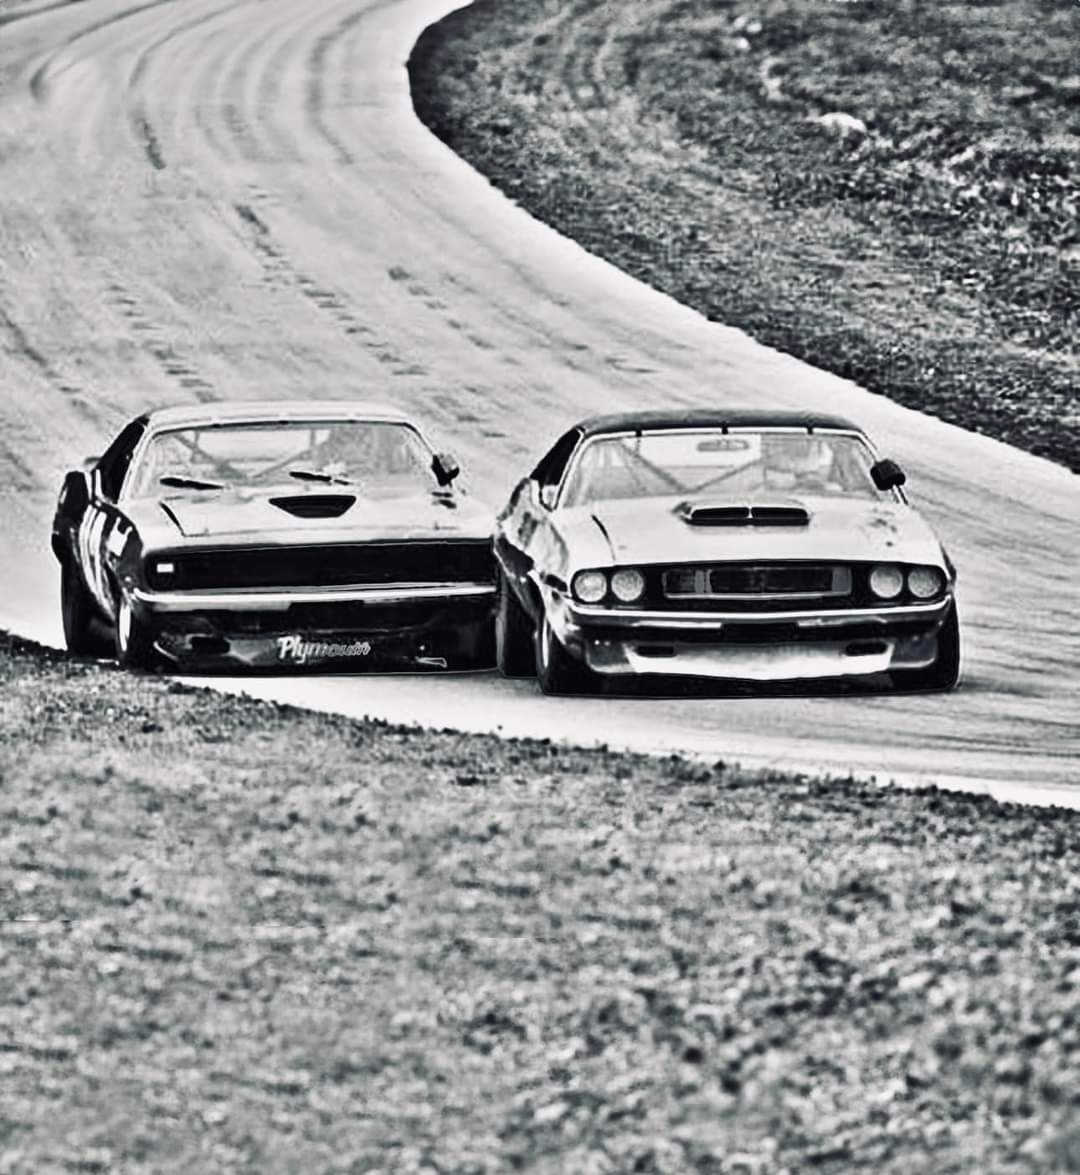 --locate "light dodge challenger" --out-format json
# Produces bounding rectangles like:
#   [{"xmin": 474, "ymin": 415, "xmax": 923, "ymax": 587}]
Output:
[
  {"xmin": 52, "ymin": 400, "xmax": 496, "ymax": 670},
  {"xmin": 493, "ymin": 409, "xmax": 960, "ymax": 694}
]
